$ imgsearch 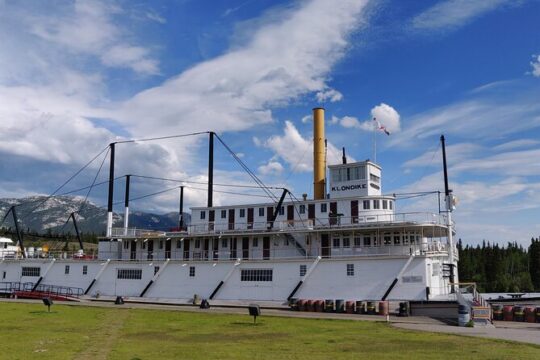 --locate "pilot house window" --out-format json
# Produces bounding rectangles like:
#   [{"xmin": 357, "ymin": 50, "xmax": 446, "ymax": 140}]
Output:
[{"xmin": 200, "ymin": 211, "xmax": 206, "ymax": 220}]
